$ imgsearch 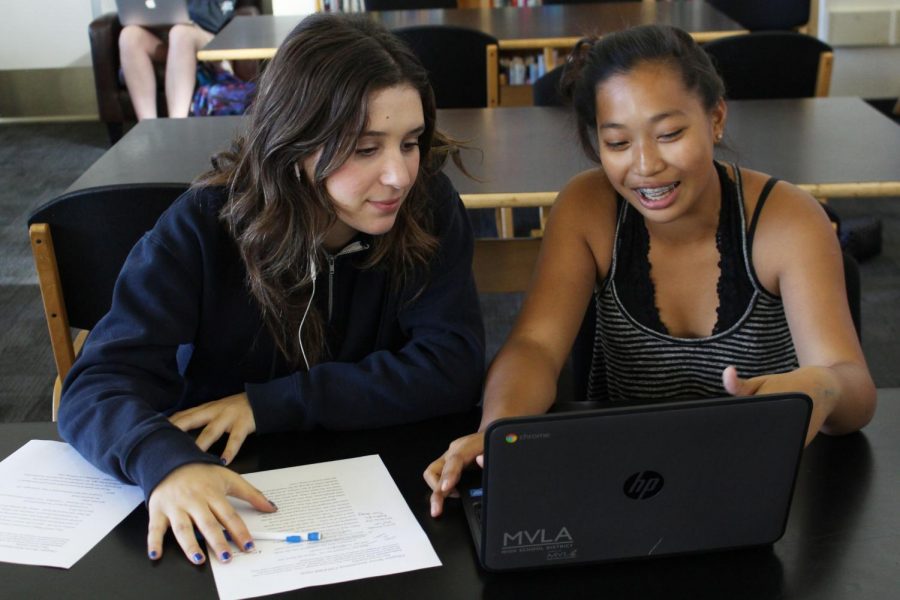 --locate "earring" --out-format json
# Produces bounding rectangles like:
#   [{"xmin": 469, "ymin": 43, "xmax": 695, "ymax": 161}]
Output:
[{"xmin": 715, "ymin": 132, "xmax": 723, "ymax": 143}]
